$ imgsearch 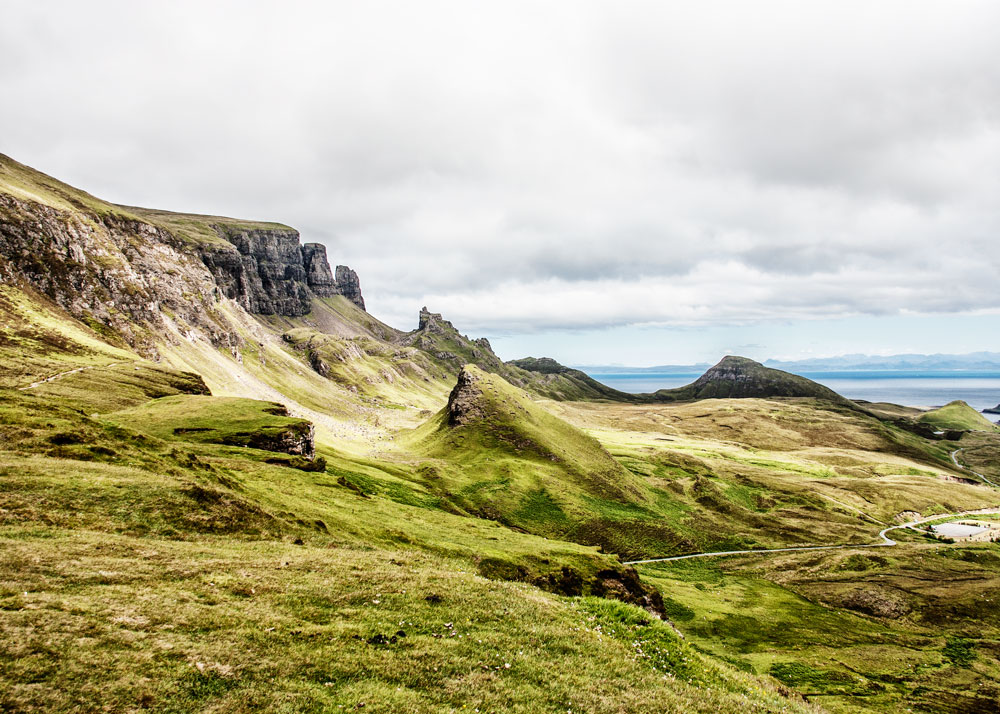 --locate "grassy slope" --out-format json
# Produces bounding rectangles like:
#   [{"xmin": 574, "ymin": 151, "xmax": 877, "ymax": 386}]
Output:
[
  {"xmin": 262, "ymin": 295, "xmax": 403, "ymax": 342},
  {"xmin": 0, "ymin": 283, "xmax": 137, "ymax": 388},
  {"xmin": 639, "ymin": 543, "xmax": 1000, "ymax": 713},
  {"xmin": 401, "ymin": 366, "xmax": 649, "ymax": 544},
  {"xmin": 103, "ymin": 395, "xmax": 313, "ymax": 450},
  {"xmin": 0, "ymin": 153, "xmax": 139, "ymax": 222},
  {"xmin": 280, "ymin": 326, "xmax": 452, "ymax": 410},
  {"xmin": 0, "ymin": 382, "xmax": 815, "ymax": 713},
  {"xmin": 5, "ymin": 301, "xmax": 1000, "ymax": 712},
  {"xmin": 546, "ymin": 398, "xmax": 998, "ymax": 553},
  {"xmin": 124, "ymin": 205, "xmax": 293, "ymax": 247},
  {"xmin": 918, "ymin": 400, "xmax": 998, "ymax": 432}
]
